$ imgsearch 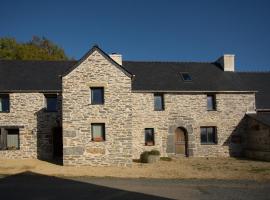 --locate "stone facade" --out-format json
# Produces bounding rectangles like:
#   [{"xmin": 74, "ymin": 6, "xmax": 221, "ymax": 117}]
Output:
[
  {"xmin": 62, "ymin": 50, "xmax": 133, "ymax": 166},
  {"xmin": 132, "ymin": 92, "xmax": 255, "ymax": 159},
  {"xmin": 0, "ymin": 93, "xmax": 60, "ymax": 159}
]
